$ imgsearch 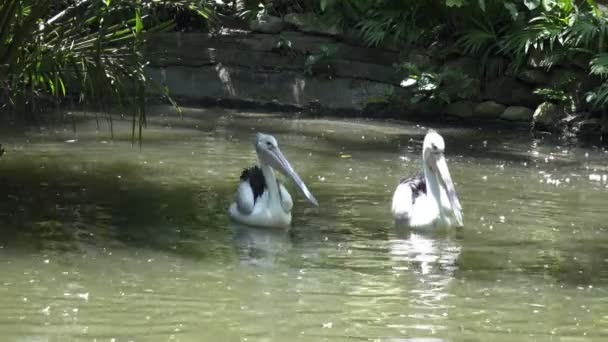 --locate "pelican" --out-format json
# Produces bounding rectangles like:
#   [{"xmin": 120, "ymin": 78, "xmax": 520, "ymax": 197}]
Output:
[
  {"xmin": 391, "ymin": 129, "xmax": 463, "ymax": 229},
  {"xmin": 229, "ymin": 133, "xmax": 318, "ymax": 228}
]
